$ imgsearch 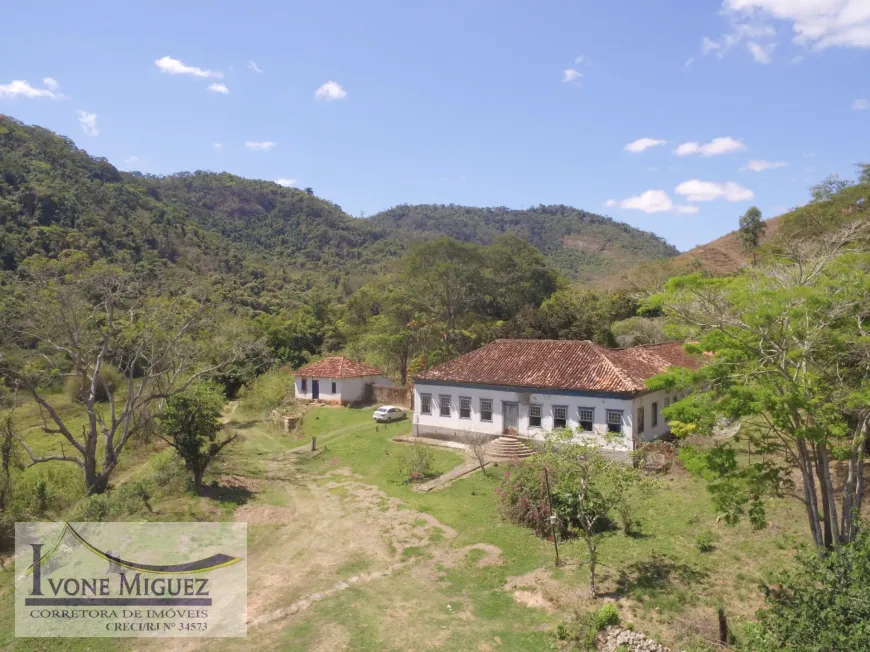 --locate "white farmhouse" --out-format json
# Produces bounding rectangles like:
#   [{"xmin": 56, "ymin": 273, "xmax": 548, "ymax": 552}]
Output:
[
  {"xmin": 411, "ymin": 340, "xmax": 700, "ymax": 458},
  {"xmin": 294, "ymin": 357, "xmax": 395, "ymax": 405}
]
